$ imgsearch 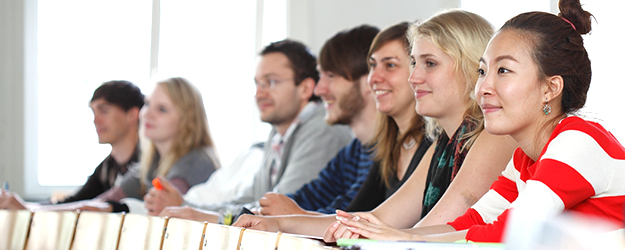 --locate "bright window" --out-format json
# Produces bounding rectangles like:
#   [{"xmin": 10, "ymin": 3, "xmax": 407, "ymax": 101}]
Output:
[
  {"xmin": 34, "ymin": 0, "xmax": 285, "ymax": 192},
  {"xmin": 37, "ymin": 0, "xmax": 152, "ymax": 186},
  {"xmin": 154, "ymin": 0, "xmax": 265, "ymax": 174}
]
